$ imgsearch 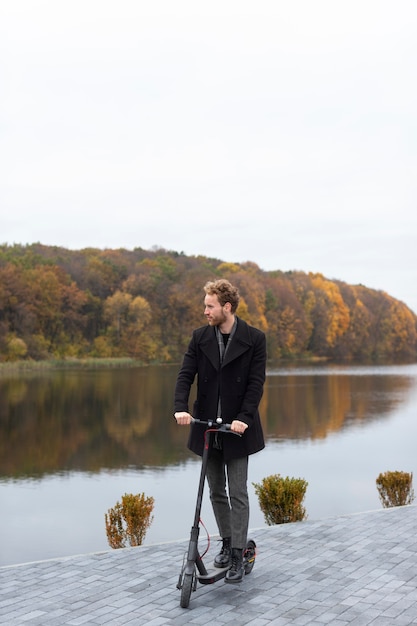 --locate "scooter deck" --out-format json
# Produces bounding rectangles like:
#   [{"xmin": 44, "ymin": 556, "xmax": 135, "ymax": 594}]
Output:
[
  {"xmin": 196, "ymin": 539, "xmax": 257, "ymax": 585},
  {"xmin": 197, "ymin": 565, "xmax": 229, "ymax": 585}
]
